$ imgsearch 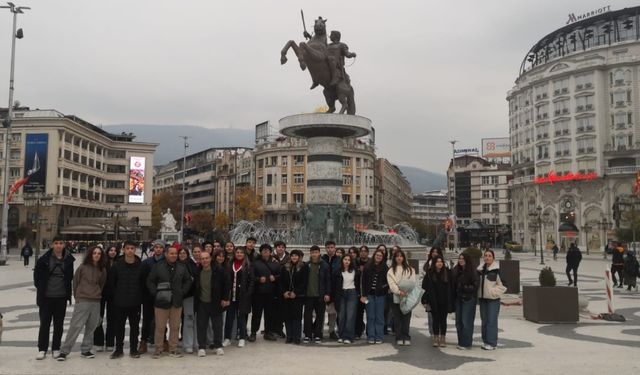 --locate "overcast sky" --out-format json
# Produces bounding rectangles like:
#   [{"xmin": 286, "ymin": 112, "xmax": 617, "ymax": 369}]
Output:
[{"xmin": 0, "ymin": 0, "xmax": 633, "ymax": 172}]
